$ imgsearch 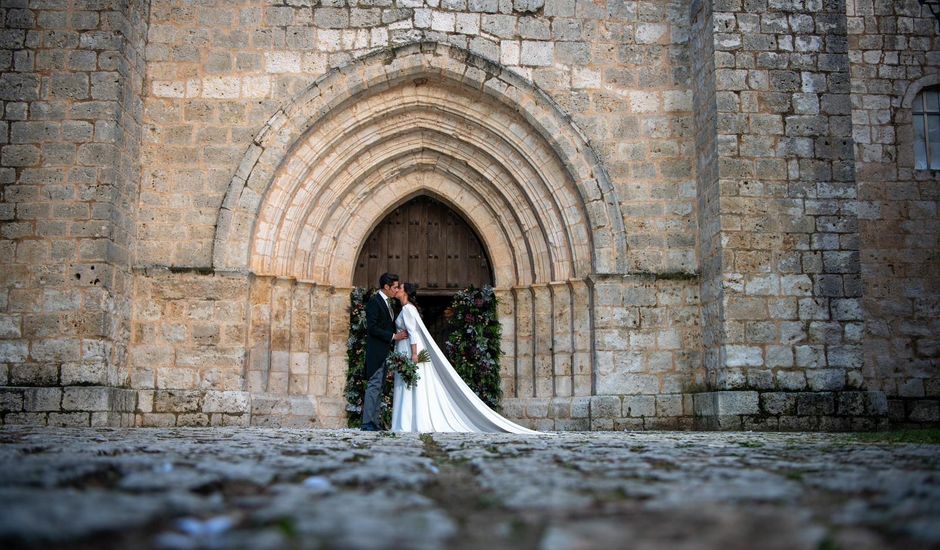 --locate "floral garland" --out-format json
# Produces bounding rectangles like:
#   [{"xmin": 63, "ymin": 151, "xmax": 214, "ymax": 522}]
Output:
[
  {"xmin": 344, "ymin": 285, "xmax": 503, "ymax": 426},
  {"xmin": 444, "ymin": 285, "xmax": 503, "ymax": 410},
  {"xmin": 343, "ymin": 288, "xmax": 395, "ymax": 428}
]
